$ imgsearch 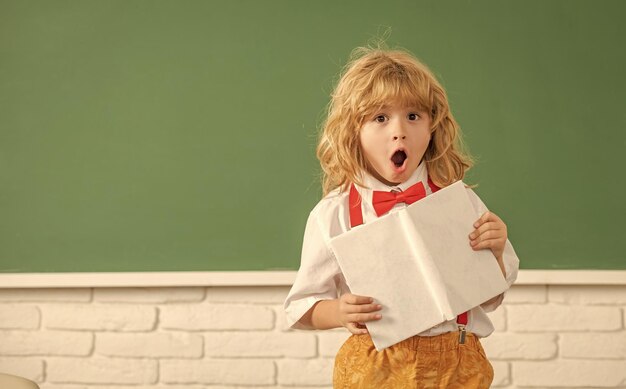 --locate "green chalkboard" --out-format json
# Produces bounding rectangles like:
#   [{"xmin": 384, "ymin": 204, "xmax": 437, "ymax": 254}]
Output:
[{"xmin": 1, "ymin": 0, "xmax": 624, "ymax": 272}]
